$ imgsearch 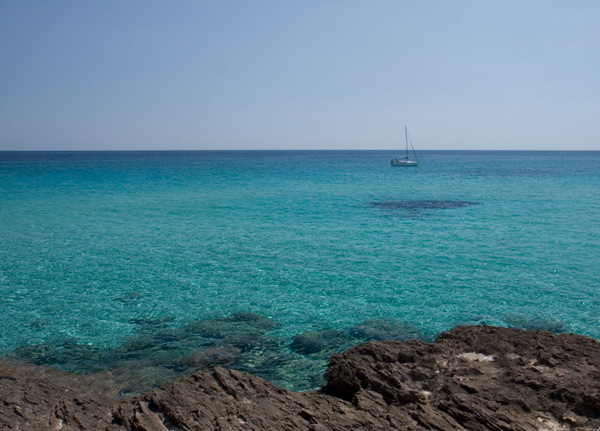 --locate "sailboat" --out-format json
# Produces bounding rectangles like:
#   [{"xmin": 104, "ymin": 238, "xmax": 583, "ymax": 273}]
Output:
[{"xmin": 391, "ymin": 126, "xmax": 418, "ymax": 166}]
